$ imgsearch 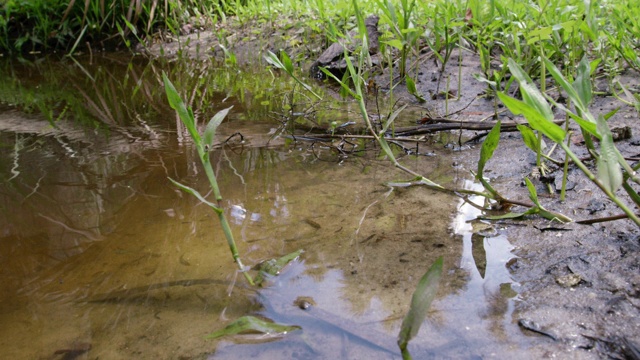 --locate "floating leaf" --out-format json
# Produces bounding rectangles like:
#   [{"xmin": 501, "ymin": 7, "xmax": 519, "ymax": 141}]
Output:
[
  {"xmin": 397, "ymin": 256, "xmax": 443, "ymax": 358},
  {"xmin": 253, "ymin": 249, "xmax": 304, "ymax": 286},
  {"xmin": 206, "ymin": 316, "xmax": 301, "ymax": 340}
]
